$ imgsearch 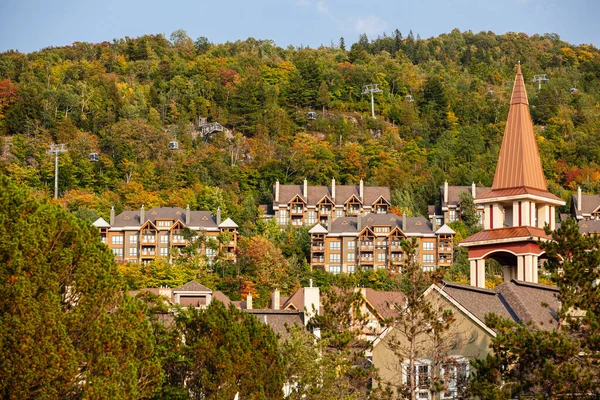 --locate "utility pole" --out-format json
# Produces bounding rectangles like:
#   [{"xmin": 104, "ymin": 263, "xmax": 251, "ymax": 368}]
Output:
[
  {"xmin": 362, "ymin": 84, "xmax": 383, "ymax": 118},
  {"xmin": 532, "ymin": 74, "xmax": 549, "ymax": 92},
  {"xmin": 48, "ymin": 144, "xmax": 67, "ymax": 199}
]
